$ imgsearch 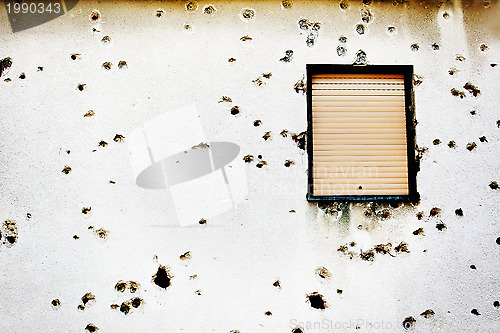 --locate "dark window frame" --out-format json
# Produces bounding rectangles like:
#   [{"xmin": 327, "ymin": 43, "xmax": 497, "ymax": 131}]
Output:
[{"xmin": 306, "ymin": 64, "xmax": 419, "ymax": 202}]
